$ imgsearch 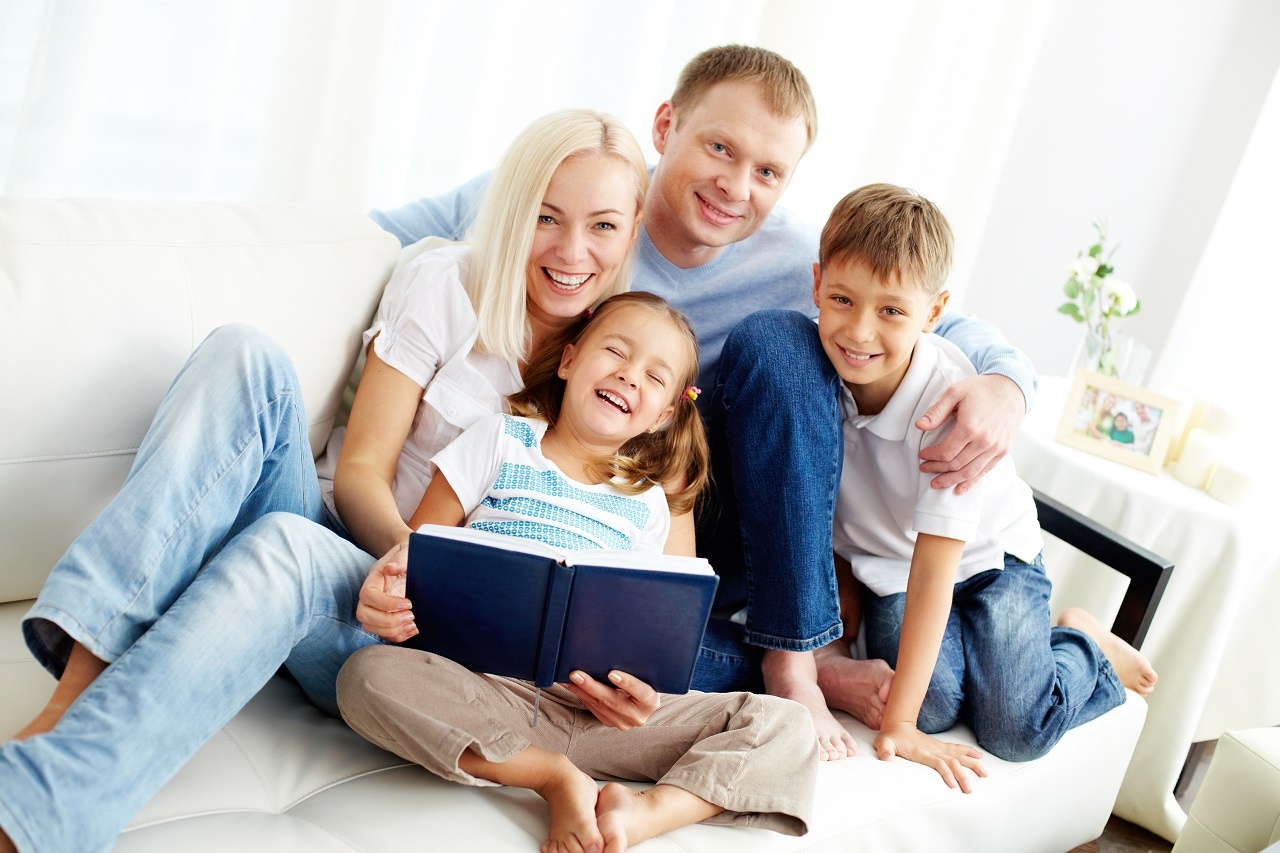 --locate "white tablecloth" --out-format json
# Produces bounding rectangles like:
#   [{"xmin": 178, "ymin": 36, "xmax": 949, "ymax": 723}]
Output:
[{"xmin": 1013, "ymin": 376, "xmax": 1280, "ymax": 842}]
